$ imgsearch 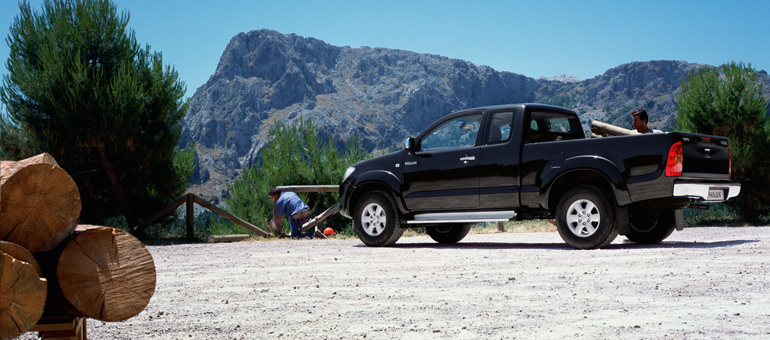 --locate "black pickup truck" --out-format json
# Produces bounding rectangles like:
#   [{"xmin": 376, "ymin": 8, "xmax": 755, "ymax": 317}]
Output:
[{"xmin": 338, "ymin": 104, "xmax": 740, "ymax": 249}]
